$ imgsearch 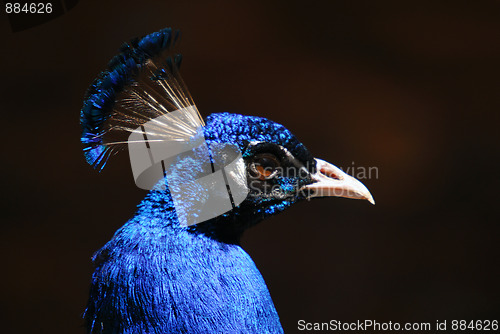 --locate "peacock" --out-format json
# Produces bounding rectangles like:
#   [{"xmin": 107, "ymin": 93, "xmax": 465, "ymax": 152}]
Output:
[{"xmin": 80, "ymin": 28, "xmax": 374, "ymax": 334}]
